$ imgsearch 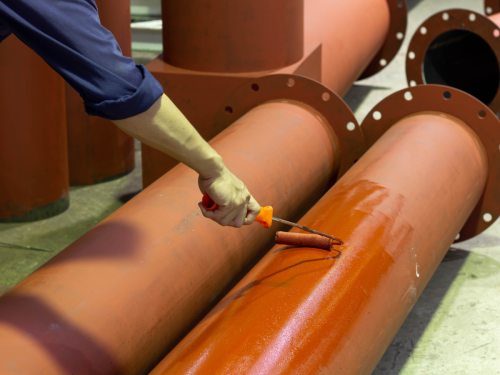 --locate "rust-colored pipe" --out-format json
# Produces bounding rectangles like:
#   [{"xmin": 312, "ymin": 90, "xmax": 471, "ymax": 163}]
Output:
[
  {"xmin": 141, "ymin": 0, "xmax": 406, "ymax": 187},
  {"xmin": 0, "ymin": 36, "xmax": 69, "ymax": 222},
  {"xmin": 406, "ymin": 8, "xmax": 500, "ymax": 113},
  {"xmin": 148, "ymin": 87, "xmax": 495, "ymax": 374},
  {"xmin": 162, "ymin": 0, "xmax": 304, "ymax": 73},
  {"xmin": 0, "ymin": 100, "xmax": 343, "ymax": 374},
  {"xmin": 304, "ymin": 0, "xmax": 391, "ymax": 94},
  {"xmin": 65, "ymin": 0, "xmax": 135, "ymax": 185}
]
